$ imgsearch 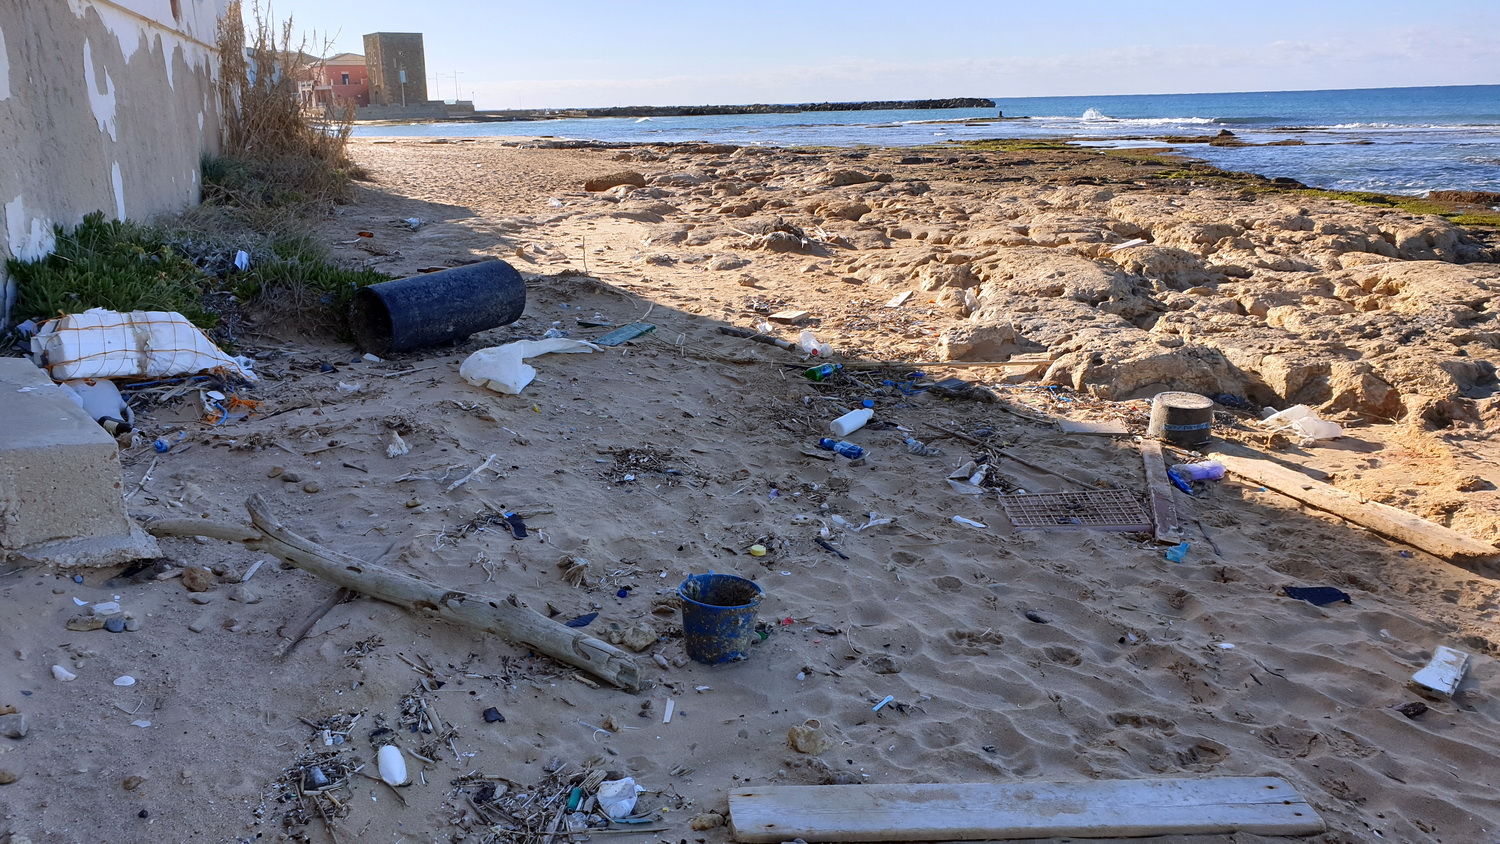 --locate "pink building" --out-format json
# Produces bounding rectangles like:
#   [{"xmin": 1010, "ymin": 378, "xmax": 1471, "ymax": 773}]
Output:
[{"xmin": 307, "ymin": 53, "xmax": 370, "ymax": 108}]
